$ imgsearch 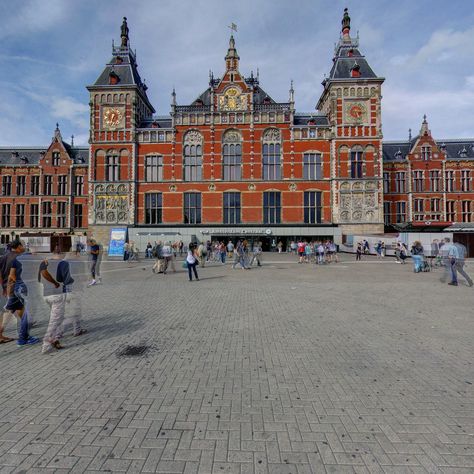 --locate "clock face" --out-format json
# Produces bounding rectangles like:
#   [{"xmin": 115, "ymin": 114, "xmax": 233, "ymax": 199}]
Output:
[
  {"xmin": 103, "ymin": 107, "xmax": 124, "ymax": 129},
  {"xmin": 345, "ymin": 101, "xmax": 367, "ymax": 124}
]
